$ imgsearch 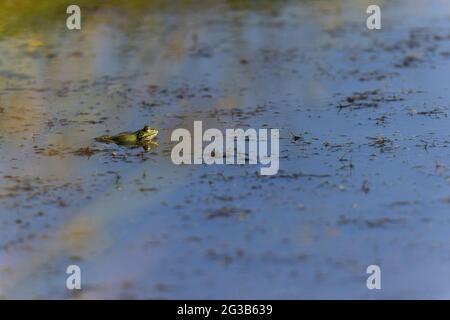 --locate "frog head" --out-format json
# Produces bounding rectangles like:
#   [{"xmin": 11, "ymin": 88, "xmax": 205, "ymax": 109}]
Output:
[{"xmin": 138, "ymin": 125, "xmax": 158, "ymax": 141}]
